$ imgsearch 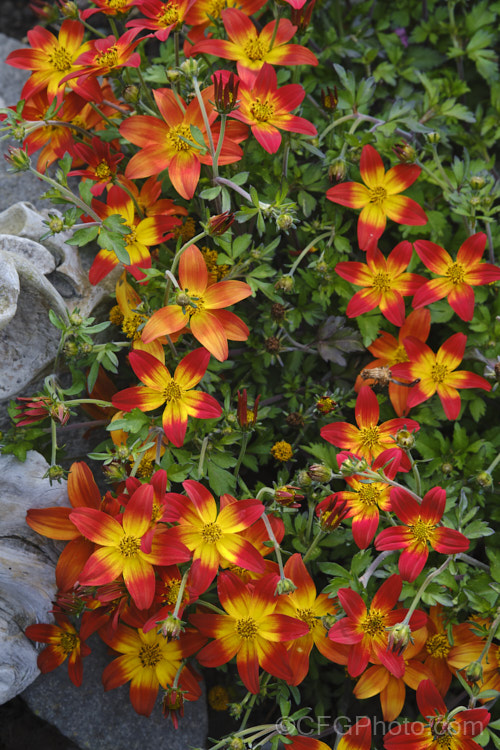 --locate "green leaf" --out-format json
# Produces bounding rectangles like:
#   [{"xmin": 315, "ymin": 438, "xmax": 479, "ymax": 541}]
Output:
[
  {"xmin": 199, "ymin": 186, "xmax": 222, "ymax": 200},
  {"xmin": 207, "ymin": 463, "xmax": 237, "ymax": 495},
  {"xmin": 66, "ymin": 225, "xmax": 99, "ymax": 246}
]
